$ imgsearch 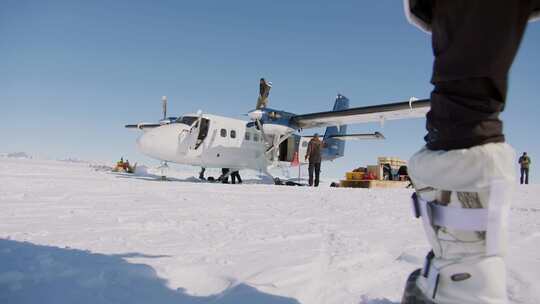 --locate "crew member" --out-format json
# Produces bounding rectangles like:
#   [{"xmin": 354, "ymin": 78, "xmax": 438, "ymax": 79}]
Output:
[
  {"xmin": 305, "ymin": 133, "xmax": 323, "ymax": 187},
  {"xmin": 402, "ymin": 1, "xmax": 539, "ymax": 303},
  {"xmin": 199, "ymin": 167, "xmax": 206, "ymax": 180},
  {"xmin": 519, "ymin": 152, "xmax": 531, "ymax": 184},
  {"xmin": 220, "ymin": 168, "xmax": 230, "ymax": 183},
  {"xmin": 231, "ymin": 170, "xmax": 242, "ymax": 184},
  {"xmin": 256, "ymin": 78, "xmax": 272, "ymax": 109}
]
